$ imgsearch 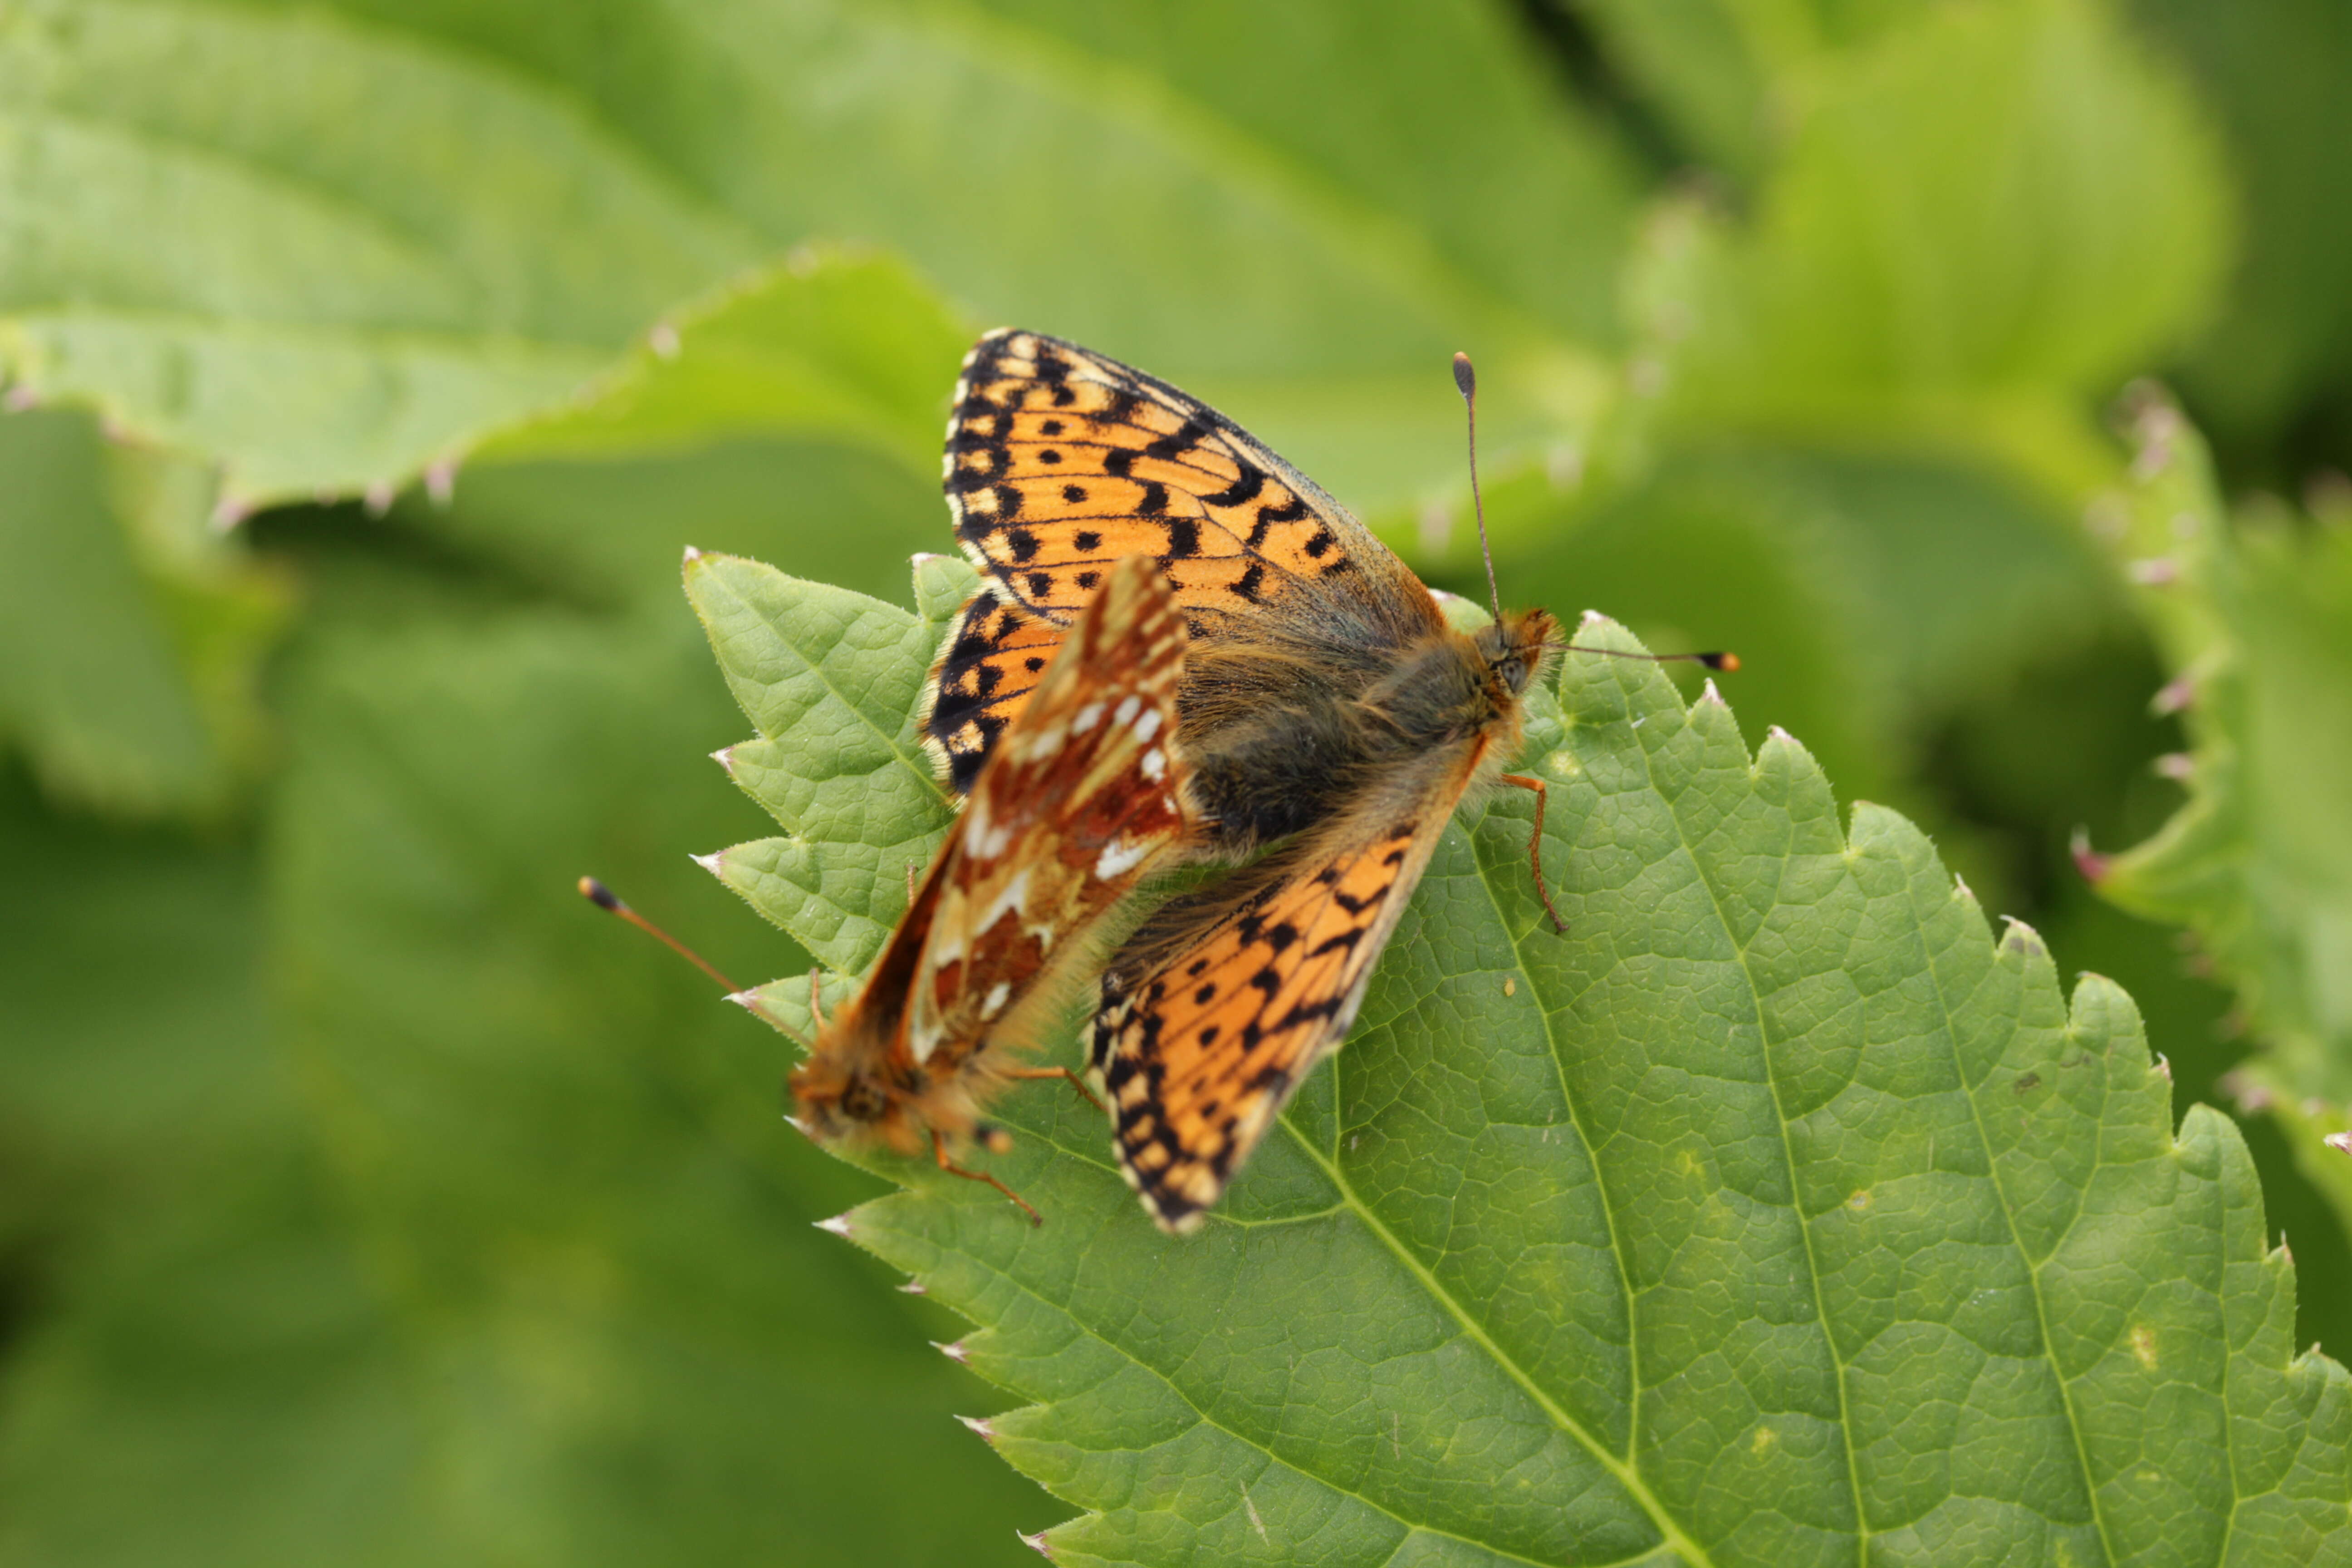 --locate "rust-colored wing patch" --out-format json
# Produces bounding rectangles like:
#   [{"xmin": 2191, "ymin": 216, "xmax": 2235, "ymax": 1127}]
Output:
[
  {"xmin": 911, "ymin": 557, "xmax": 1192, "ymax": 1067},
  {"xmin": 792, "ymin": 558, "xmax": 1192, "ymax": 1191}
]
